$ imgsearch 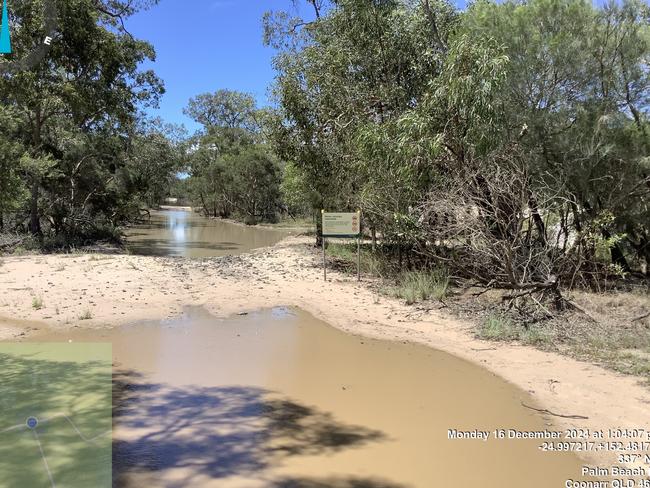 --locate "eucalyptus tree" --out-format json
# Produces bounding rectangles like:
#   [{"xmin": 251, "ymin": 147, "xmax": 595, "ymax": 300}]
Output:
[
  {"xmin": 458, "ymin": 0, "xmax": 650, "ymax": 275},
  {"xmin": 125, "ymin": 117, "xmax": 187, "ymax": 211},
  {"xmin": 185, "ymin": 90, "xmax": 259, "ymax": 132},
  {"xmin": 0, "ymin": 106, "xmax": 25, "ymax": 230},
  {"xmin": 0, "ymin": 0, "xmax": 165, "ymax": 243},
  {"xmin": 265, "ymin": 0, "xmax": 458, "ymax": 242}
]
